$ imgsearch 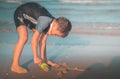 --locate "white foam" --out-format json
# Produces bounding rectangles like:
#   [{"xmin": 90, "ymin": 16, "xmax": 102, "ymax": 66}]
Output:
[
  {"xmin": 58, "ymin": 0, "xmax": 120, "ymax": 4},
  {"xmin": 3, "ymin": 0, "xmax": 23, "ymax": 4}
]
